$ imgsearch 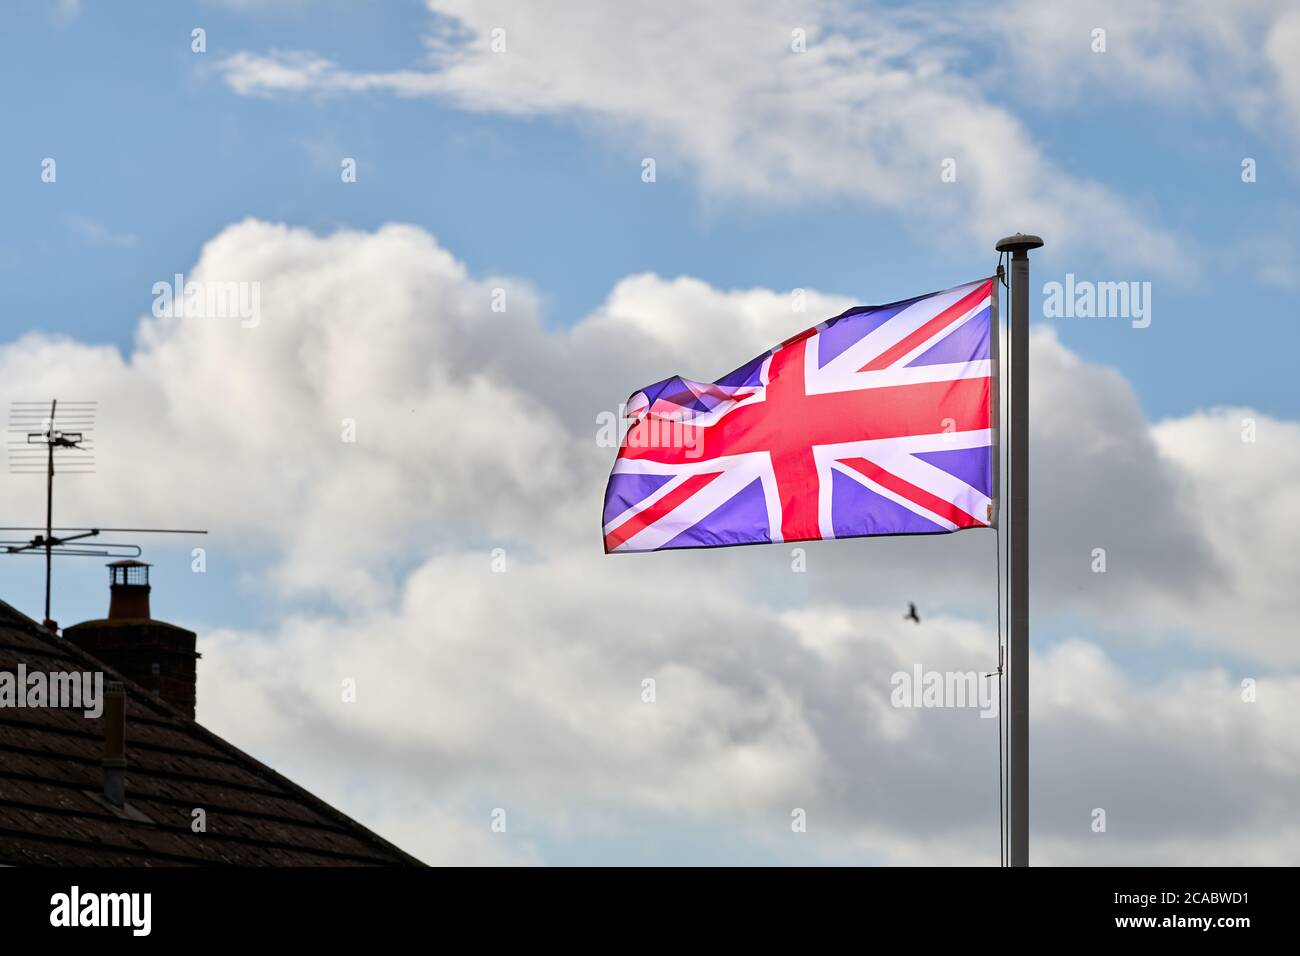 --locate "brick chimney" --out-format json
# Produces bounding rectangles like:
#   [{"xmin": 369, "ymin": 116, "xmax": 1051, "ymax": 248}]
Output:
[{"xmin": 64, "ymin": 561, "xmax": 201, "ymax": 719}]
